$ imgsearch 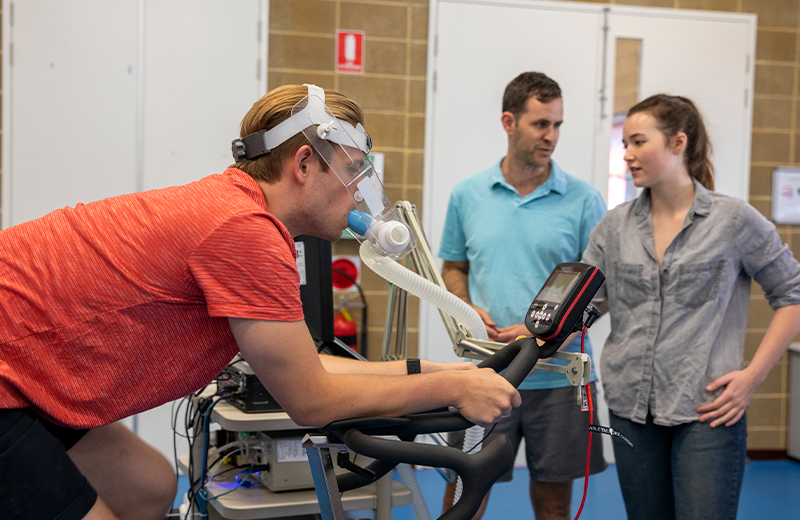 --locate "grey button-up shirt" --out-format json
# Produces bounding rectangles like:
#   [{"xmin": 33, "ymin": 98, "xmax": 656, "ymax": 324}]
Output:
[{"xmin": 582, "ymin": 182, "xmax": 800, "ymax": 426}]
